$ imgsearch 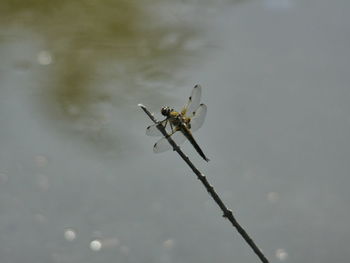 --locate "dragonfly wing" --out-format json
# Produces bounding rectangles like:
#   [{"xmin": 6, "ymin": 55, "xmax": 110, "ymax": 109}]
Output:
[
  {"xmin": 146, "ymin": 119, "xmax": 170, "ymax": 136},
  {"xmin": 190, "ymin": 103, "xmax": 207, "ymax": 132},
  {"xmin": 146, "ymin": 123, "xmax": 162, "ymax": 136},
  {"xmin": 182, "ymin": 85, "xmax": 202, "ymax": 117},
  {"xmin": 153, "ymin": 131, "xmax": 187, "ymax": 153}
]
